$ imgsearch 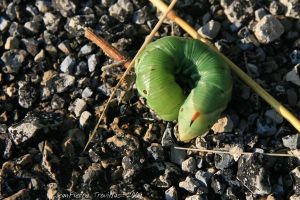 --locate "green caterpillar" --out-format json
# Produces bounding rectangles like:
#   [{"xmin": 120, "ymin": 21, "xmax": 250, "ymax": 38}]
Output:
[{"xmin": 134, "ymin": 36, "xmax": 232, "ymax": 142}]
